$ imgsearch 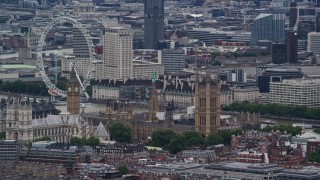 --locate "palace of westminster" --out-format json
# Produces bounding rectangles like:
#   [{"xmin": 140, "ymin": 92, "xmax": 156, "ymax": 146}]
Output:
[{"xmin": 0, "ymin": 69, "xmax": 259, "ymax": 143}]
